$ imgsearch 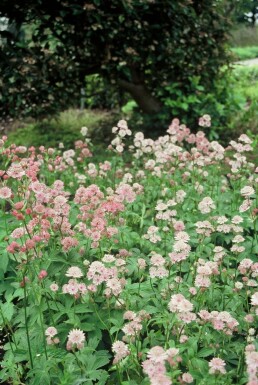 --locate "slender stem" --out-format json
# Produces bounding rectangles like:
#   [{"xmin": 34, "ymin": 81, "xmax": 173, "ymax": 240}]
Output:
[
  {"xmin": 23, "ymin": 276, "xmax": 34, "ymax": 369},
  {"xmin": 39, "ymin": 301, "xmax": 48, "ymax": 360}
]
